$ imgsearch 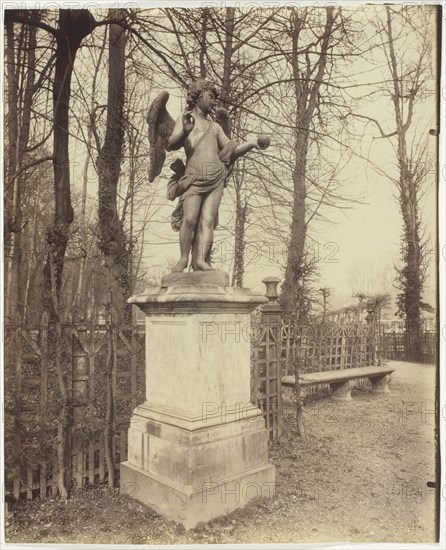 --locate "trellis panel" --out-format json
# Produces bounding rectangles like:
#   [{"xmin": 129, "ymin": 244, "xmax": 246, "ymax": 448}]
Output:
[{"xmin": 4, "ymin": 324, "xmax": 145, "ymax": 503}]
